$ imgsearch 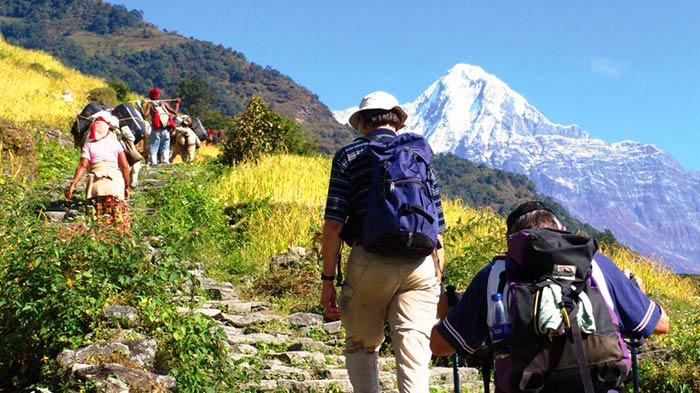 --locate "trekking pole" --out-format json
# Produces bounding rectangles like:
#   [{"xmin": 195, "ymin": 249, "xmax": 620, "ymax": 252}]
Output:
[
  {"xmin": 445, "ymin": 284, "xmax": 460, "ymax": 393},
  {"xmin": 631, "ymin": 336, "xmax": 639, "ymax": 393},
  {"xmin": 628, "ymin": 334, "xmax": 644, "ymax": 393},
  {"xmin": 453, "ymin": 352, "xmax": 460, "ymax": 393}
]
